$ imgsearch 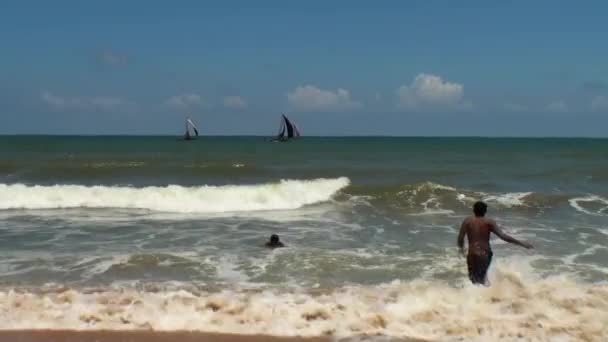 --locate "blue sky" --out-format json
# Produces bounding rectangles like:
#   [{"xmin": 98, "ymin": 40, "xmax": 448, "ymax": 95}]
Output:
[{"xmin": 1, "ymin": 1, "xmax": 607, "ymax": 136}]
